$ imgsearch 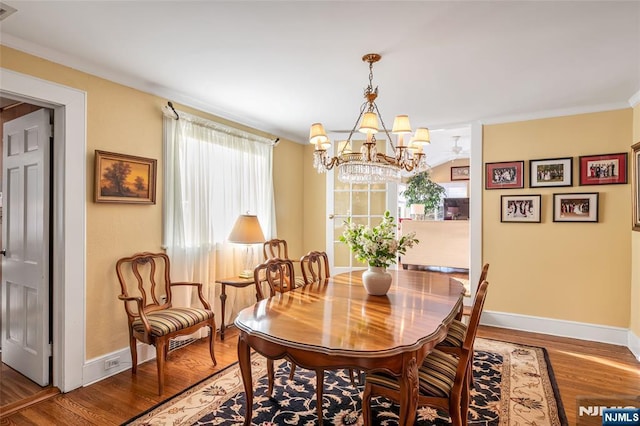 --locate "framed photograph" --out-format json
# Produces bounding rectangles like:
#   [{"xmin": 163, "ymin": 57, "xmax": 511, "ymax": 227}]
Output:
[
  {"xmin": 450, "ymin": 166, "xmax": 470, "ymax": 181},
  {"xmin": 530, "ymin": 157, "xmax": 573, "ymax": 187},
  {"xmin": 553, "ymin": 192, "xmax": 598, "ymax": 222},
  {"xmin": 94, "ymin": 150, "xmax": 157, "ymax": 204},
  {"xmin": 633, "ymin": 142, "xmax": 640, "ymax": 231},
  {"xmin": 500, "ymin": 195, "xmax": 541, "ymax": 223},
  {"xmin": 578, "ymin": 152, "xmax": 628, "ymax": 185},
  {"xmin": 485, "ymin": 161, "xmax": 524, "ymax": 190}
]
